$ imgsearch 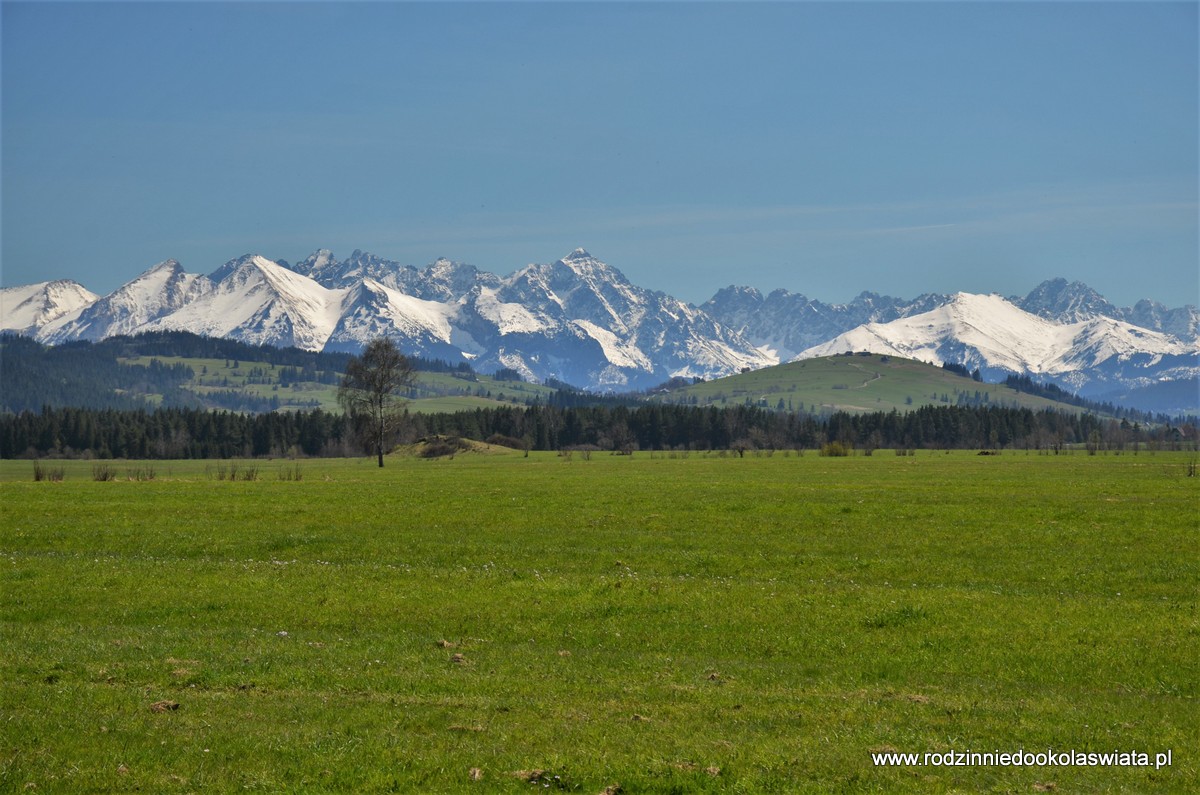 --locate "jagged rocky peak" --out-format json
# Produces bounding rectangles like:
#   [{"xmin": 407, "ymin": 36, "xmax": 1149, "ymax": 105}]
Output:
[
  {"xmin": 506, "ymin": 250, "xmax": 627, "ymax": 306},
  {"xmin": 554, "ymin": 248, "xmax": 620, "ymax": 275},
  {"xmin": 291, "ymin": 249, "xmax": 338, "ymax": 277},
  {"xmin": 145, "ymin": 258, "xmax": 183, "ymax": 273},
  {"xmin": 208, "ymin": 253, "xmax": 276, "ymax": 283},
  {"xmin": 701, "ymin": 285, "xmax": 765, "ymax": 317},
  {"xmin": 423, "ymin": 257, "xmax": 488, "ymax": 294},
  {"xmin": 1017, "ymin": 277, "xmax": 1118, "ymax": 322},
  {"xmin": 133, "ymin": 260, "xmax": 209, "ymax": 296},
  {"xmin": 849, "ymin": 290, "xmax": 911, "ymax": 311},
  {"xmin": 715, "ymin": 284, "xmax": 764, "ymax": 302},
  {"xmin": 426, "ymin": 256, "xmax": 476, "ymax": 279},
  {"xmin": 558, "ymin": 249, "xmax": 637, "ymax": 288}
]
